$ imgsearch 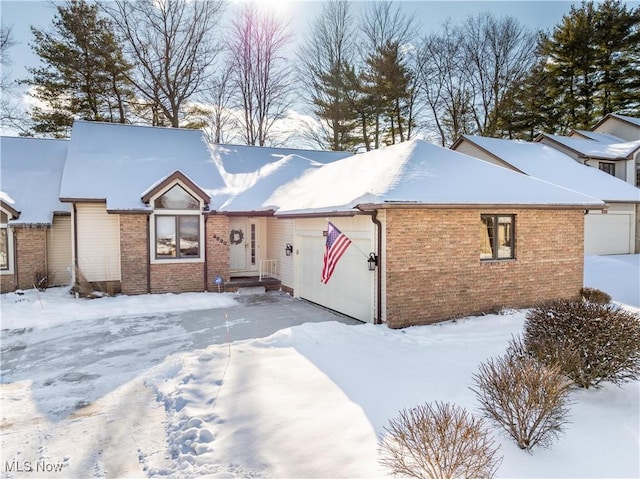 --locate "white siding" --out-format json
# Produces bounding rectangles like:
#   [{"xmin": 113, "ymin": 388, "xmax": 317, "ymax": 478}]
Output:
[
  {"xmin": 266, "ymin": 217, "xmax": 294, "ymax": 289},
  {"xmin": 595, "ymin": 119, "xmax": 640, "ymax": 142},
  {"xmin": 585, "ymin": 203, "xmax": 635, "ymax": 255},
  {"xmin": 46, "ymin": 215, "xmax": 72, "ymax": 286},
  {"xmin": 76, "ymin": 203, "xmax": 121, "ymax": 281}
]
